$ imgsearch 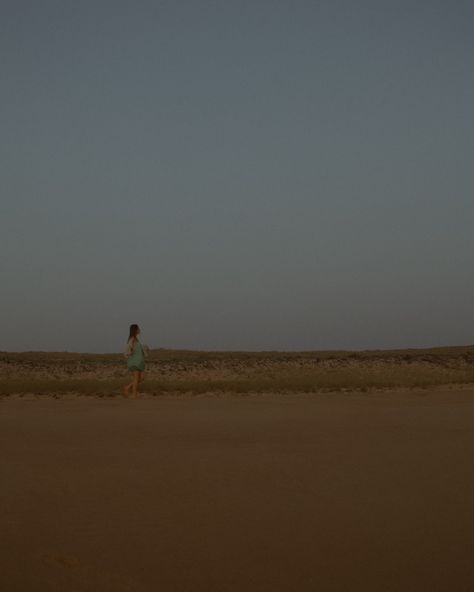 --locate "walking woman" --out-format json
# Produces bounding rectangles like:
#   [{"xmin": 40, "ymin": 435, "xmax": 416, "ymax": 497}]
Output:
[{"xmin": 123, "ymin": 324, "xmax": 147, "ymax": 398}]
